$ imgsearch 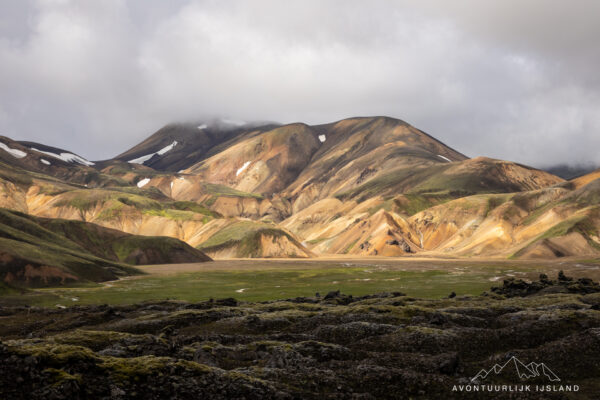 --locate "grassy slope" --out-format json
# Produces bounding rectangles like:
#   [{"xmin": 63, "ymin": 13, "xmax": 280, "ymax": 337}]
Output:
[
  {"xmin": 53, "ymin": 188, "xmax": 219, "ymax": 223},
  {"xmin": 0, "ymin": 209, "xmax": 212, "ymax": 287},
  {"xmin": 334, "ymin": 162, "xmax": 509, "ymax": 205},
  {"xmin": 0, "ymin": 209, "xmax": 138, "ymax": 285},
  {"xmin": 198, "ymin": 220, "xmax": 302, "ymax": 257}
]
